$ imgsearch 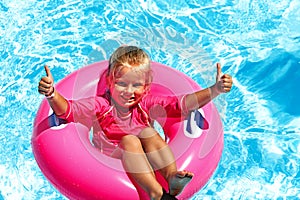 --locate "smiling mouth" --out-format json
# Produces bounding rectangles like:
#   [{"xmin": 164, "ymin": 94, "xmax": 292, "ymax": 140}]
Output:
[{"xmin": 122, "ymin": 96, "xmax": 135, "ymax": 102}]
